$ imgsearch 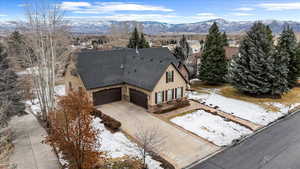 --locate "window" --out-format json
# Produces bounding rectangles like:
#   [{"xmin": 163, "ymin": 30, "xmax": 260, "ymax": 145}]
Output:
[
  {"xmin": 176, "ymin": 87, "xmax": 182, "ymax": 99},
  {"xmin": 156, "ymin": 91, "xmax": 163, "ymax": 104},
  {"xmin": 166, "ymin": 71, "xmax": 174, "ymax": 83},
  {"xmin": 167, "ymin": 89, "xmax": 173, "ymax": 101},
  {"xmin": 69, "ymin": 82, "xmax": 72, "ymax": 89}
]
